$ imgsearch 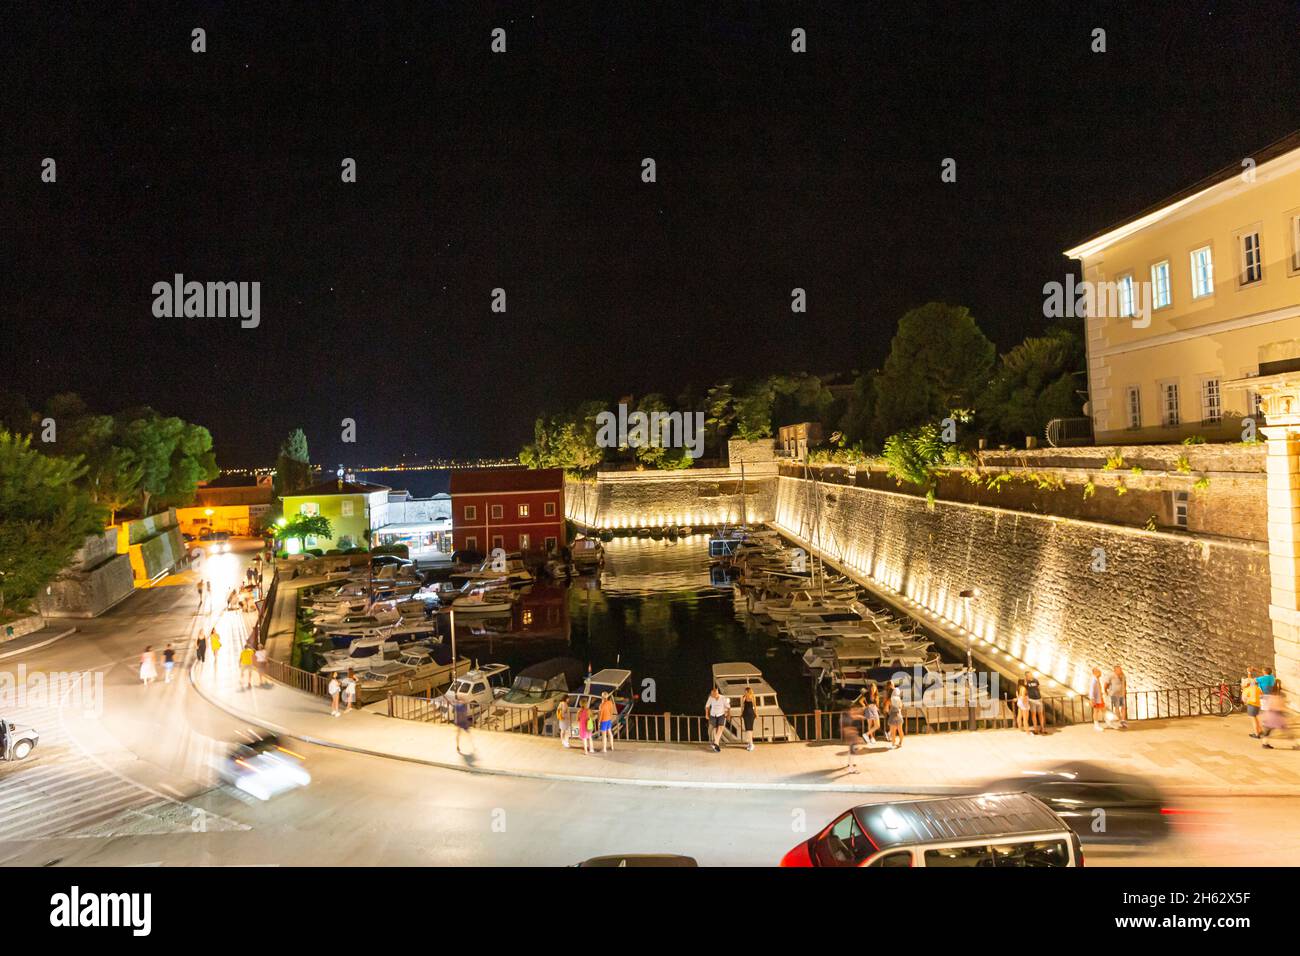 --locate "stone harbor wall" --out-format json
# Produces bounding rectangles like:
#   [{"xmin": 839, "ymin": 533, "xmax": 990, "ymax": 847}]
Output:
[
  {"xmin": 38, "ymin": 528, "xmax": 136, "ymax": 619},
  {"xmin": 772, "ymin": 475, "xmax": 1271, "ymax": 692},
  {"xmin": 565, "ymin": 471, "xmax": 777, "ymax": 530}
]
